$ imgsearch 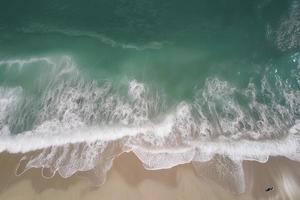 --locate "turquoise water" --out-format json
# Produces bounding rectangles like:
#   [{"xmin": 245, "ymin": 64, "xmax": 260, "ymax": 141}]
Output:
[
  {"xmin": 0, "ymin": 0, "xmax": 298, "ymax": 95},
  {"xmin": 0, "ymin": 0, "xmax": 300, "ymax": 193}
]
